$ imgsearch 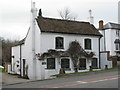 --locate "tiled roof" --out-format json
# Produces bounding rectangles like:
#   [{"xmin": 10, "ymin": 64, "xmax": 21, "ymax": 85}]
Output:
[
  {"xmin": 36, "ymin": 16, "xmax": 102, "ymax": 36},
  {"xmin": 104, "ymin": 22, "xmax": 120, "ymax": 30},
  {"xmin": 13, "ymin": 38, "xmax": 25, "ymax": 46},
  {"xmin": 13, "ymin": 27, "xmax": 30, "ymax": 46}
]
